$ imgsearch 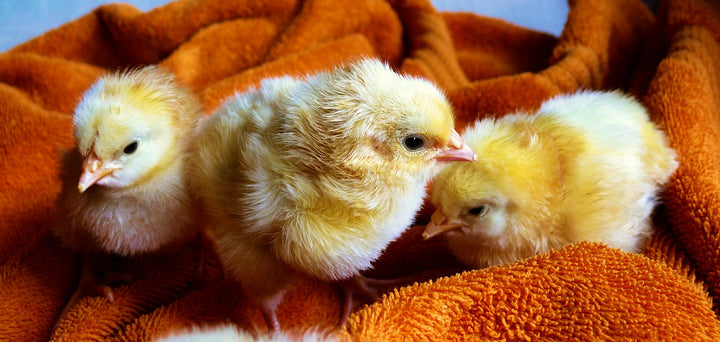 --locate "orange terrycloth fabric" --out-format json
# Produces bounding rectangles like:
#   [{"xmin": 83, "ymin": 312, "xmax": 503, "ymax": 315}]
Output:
[
  {"xmin": 2, "ymin": 0, "xmax": 720, "ymax": 341},
  {"xmin": 640, "ymin": 0, "xmax": 720, "ymax": 315}
]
